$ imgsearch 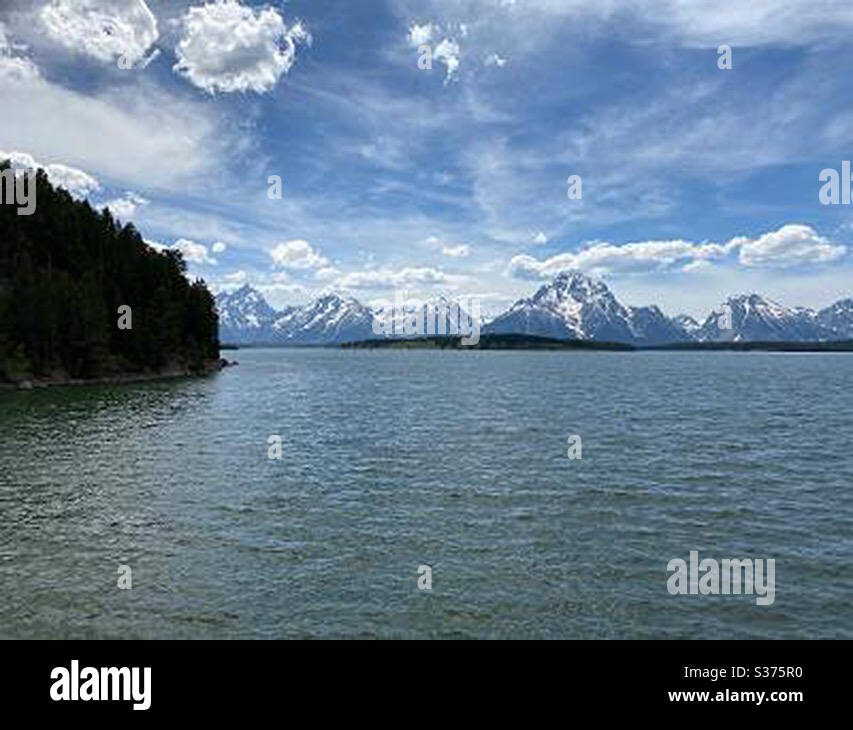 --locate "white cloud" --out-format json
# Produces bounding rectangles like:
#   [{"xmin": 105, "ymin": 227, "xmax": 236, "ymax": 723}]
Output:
[
  {"xmin": 40, "ymin": 0, "xmax": 159, "ymax": 66},
  {"xmin": 315, "ymin": 266, "xmax": 341, "ymax": 281},
  {"xmin": 0, "ymin": 48, "xmax": 237, "ymax": 190},
  {"xmin": 336, "ymin": 266, "xmax": 449, "ymax": 289},
  {"xmin": 0, "ymin": 149, "xmax": 100, "ymax": 197},
  {"xmin": 484, "ymin": 52, "xmax": 507, "ymax": 67},
  {"xmin": 408, "ymin": 20, "xmax": 460, "ymax": 83},
  {"xmin": 510, "ymin": 238, "xmax": 732, "ymax": 279},
  {"xmin": 402, "ymin": 0, "xmax": 853, "ymax": 49},
  {"xmin": 174, "ymin": 0, "xmax": 310, "ymax": 94},
  {"xmin": 105, "ymin": 191, "xmax": 148, "ymax": 219},
  {"xmin": 224, "ymin": 270, "xmax": 247, "ymax": 283},
  {"xmin": 682, "ymin": 259, "xmax": 714, "ymax": 274},
  {"xmin": 433, "ymin": 38, "xmax": 461, "ymax": 83},
  {"xmin": 147, "ymin": 237, "xmax": 221, "ymax": 270},
  {"xmin": 172, "ymin": 238, "xmax": 217, "ymax": 265},
  {"xmin": 408, "ymin": 22, "xmax": 435, "ymax": 47},
  {"xmin": 442, "ymin": 243, "xmax": 472, "ymax": 257},
  {"xmin": 736, "ymin": 224, "xmax": 845, "ymax": 267},
  {"xmin": 270, "ymin": 239, "xmax": 329, "ymax": 270},
  {"xmin": 532, "ymin": 231, "xmax": 548, "ymax": 245},
  {"xmin": 212, "ymin": 241, "xmax": 227, "ymax": 254},
  {"xmin": 0, "ymin": 21, "xmax": 41, "ymax": 81},
  {"xmin": 508, "ymin": 225, "xmax": 845, "ymax": 279}
]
